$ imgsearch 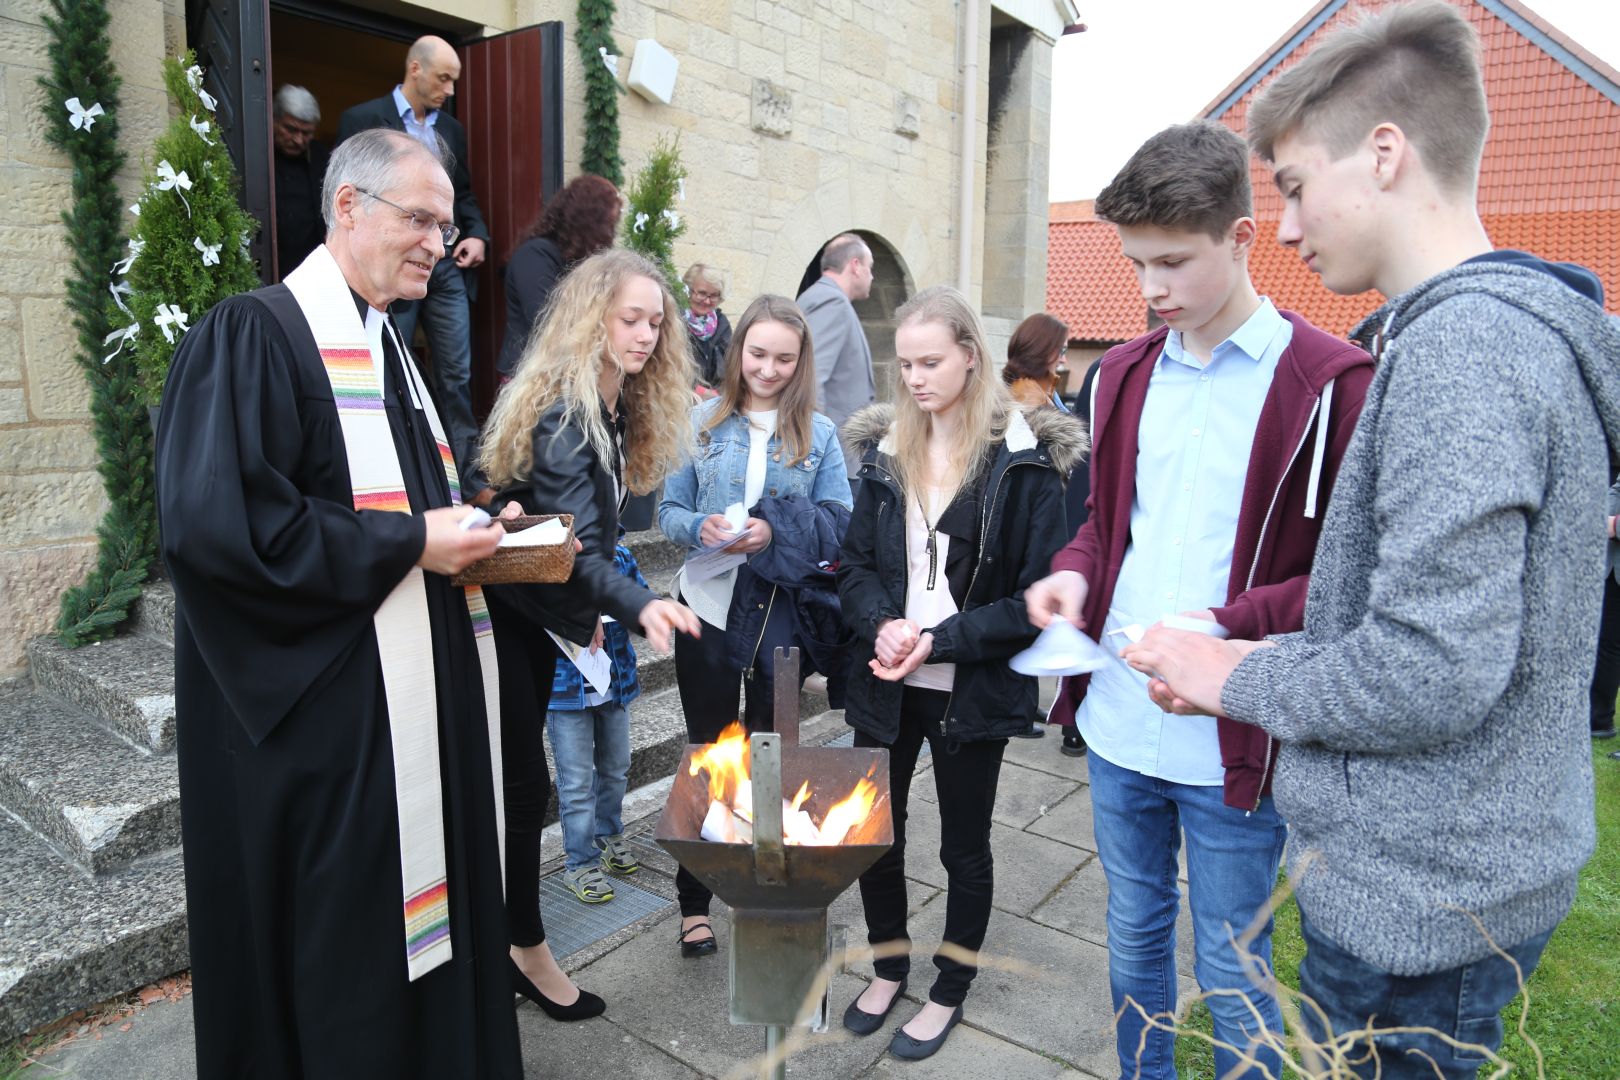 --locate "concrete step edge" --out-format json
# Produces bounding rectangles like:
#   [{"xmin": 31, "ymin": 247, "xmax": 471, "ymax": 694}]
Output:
[
  {"xmin": 26, "ymin": 637, "xmax": 176, "ymax": 754},
  {"xmin": 0, "ymin": 691, "xmax": 180, "ymax": 876}
]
